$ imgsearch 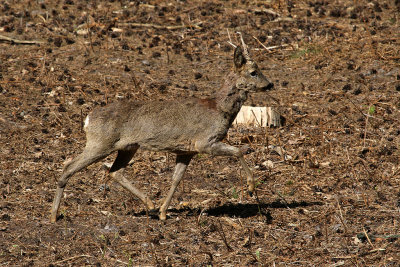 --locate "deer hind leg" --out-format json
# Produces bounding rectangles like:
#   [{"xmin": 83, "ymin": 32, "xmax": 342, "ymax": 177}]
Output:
[
  {"xmin": 196, "ymin": 141, "xmax": 255, "ymax": 195},
  {"xmin": 50, "ymin": 144, "xmax": 111, "ymax": 223},
  {"xmin": 109, "ymin": 146, "xmax": 155, "ymax": 211},
  {"xmin": 159, "ymin": 154, "xmax": 193, "ymax": 220}
]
